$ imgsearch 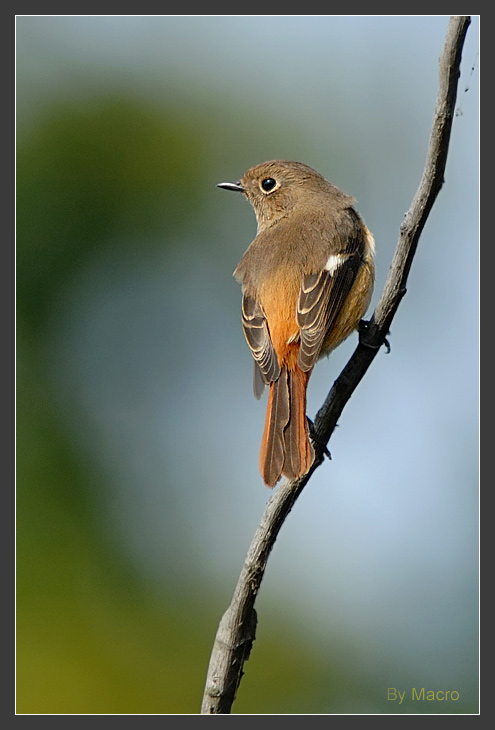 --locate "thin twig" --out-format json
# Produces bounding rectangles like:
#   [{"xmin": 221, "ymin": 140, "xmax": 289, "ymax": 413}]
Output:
[{"xmin": 200, "ymin": 16, "xmax": 471, "ymax": 715}]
